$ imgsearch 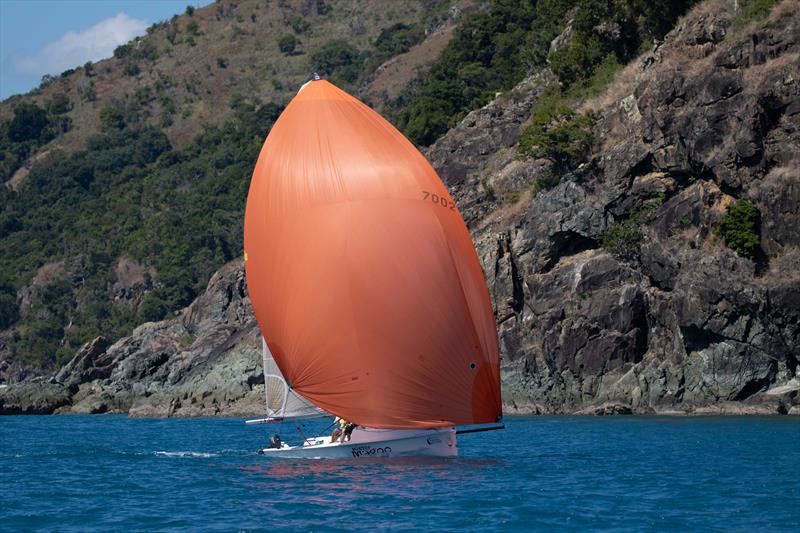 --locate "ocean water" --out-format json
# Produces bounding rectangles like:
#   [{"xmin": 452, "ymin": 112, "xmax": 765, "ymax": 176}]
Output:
[{"xmin": 2, "ymin": 415, "xmax": 798, "ymax": 531}]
